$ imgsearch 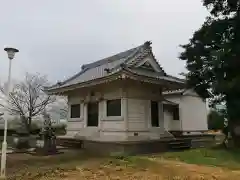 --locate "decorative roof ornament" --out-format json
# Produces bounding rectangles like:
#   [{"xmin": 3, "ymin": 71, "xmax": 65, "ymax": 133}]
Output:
[
  {"xmin": 57, "ymin": 81, "xmax": 62, "ymax": 86},
  {"xmin": 81, "ymin": 65, "xmax": 86, "ymax": 70},
  {"xmin": 120, "ymin": 63, "xmax": 126, "ymax": 68},
  {"xmin": 104, "ymin": 68, "xmax": 110, "ymax": 73},
  {"xmin": 144, "ymin": 41, "xmax": 152, "ymax": 48}
]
